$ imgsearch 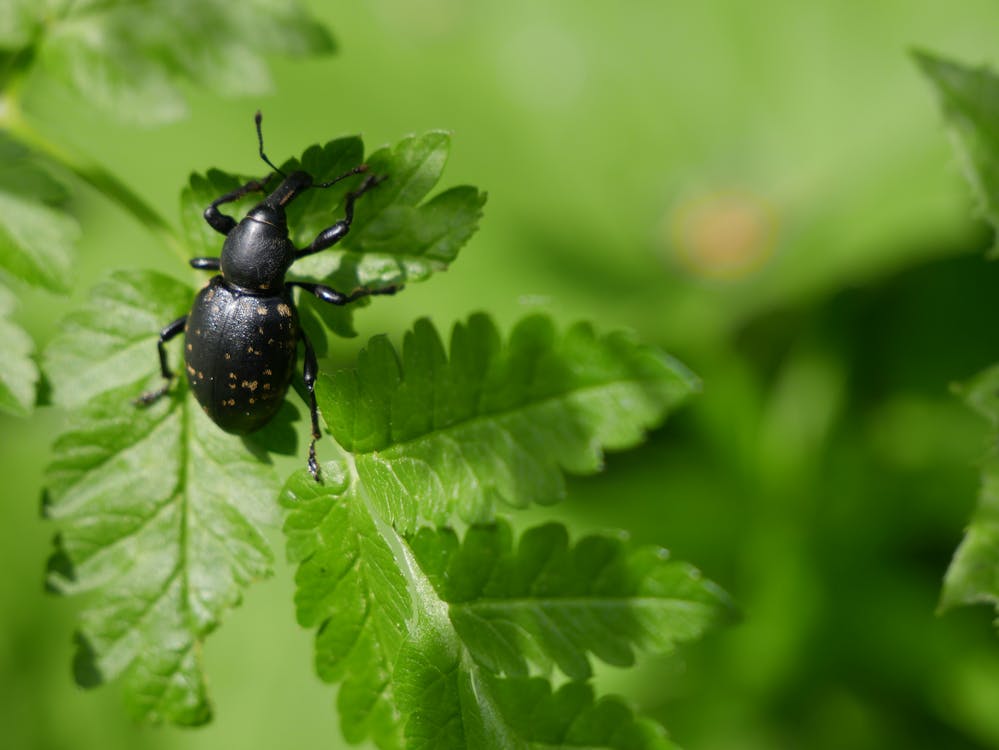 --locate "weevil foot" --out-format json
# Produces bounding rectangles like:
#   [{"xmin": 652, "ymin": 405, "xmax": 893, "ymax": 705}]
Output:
[
  {"xmin": 375, "ymin": 283, "xmax": 404, "ymax": 297},
  {"xmin": 133, "ymin": 385, "xmax": 170, "ymax": 407},
  {"xmin": 308, "ymin": 440, "xmax": 321, "ymax": 483}
]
